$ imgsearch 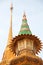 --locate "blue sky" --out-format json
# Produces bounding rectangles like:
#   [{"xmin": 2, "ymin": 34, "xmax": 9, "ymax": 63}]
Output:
[{"xmin": 0, "ymin": 0, "xmax": 43, "ymax": 61}]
